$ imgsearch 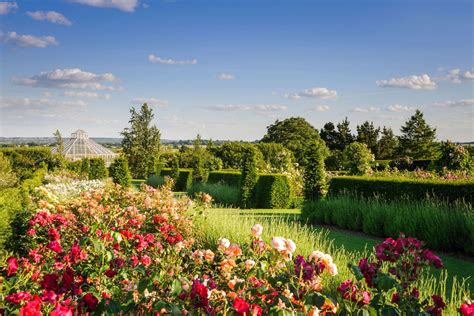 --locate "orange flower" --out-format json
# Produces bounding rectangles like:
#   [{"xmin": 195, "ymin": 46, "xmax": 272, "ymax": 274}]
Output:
[
  {"xmin": 225, "ymin": 244, "xmax": 242, "ymax": 257},
  {"xmin": 220, "ymin": 259, "xmax": 237, "ymax": 273}
]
